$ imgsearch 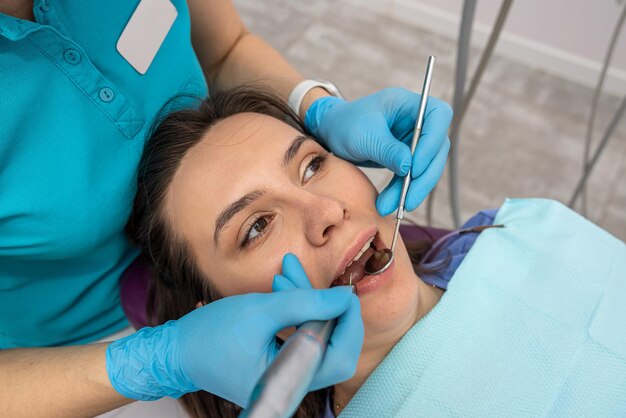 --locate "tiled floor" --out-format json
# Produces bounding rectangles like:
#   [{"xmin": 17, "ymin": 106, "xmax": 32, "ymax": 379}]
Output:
[{"xmin": 234, "ymin": 0, "xmax": 626, "ymax": 240}]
